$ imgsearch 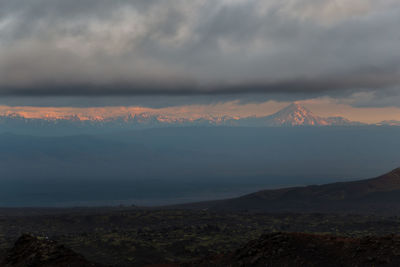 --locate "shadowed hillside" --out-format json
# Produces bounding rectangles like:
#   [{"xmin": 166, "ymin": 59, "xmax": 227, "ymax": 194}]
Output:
[
  {"xmin": 188, "ymin": 232, "xmax": 400, "ymax": 267},
  {"xmin": 2, "ymin": 234, "xmax": 101, "ymax": 267},
  {"xmin": 3, "ymin": 211, "xmax": 400, "ymax": 266},
  {"xmin": 176, "ymin": 168, "xmax": 400, "ymax": 214}
]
